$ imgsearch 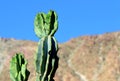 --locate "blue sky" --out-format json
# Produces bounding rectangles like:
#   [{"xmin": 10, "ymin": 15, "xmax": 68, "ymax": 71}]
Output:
[{"xmin": 0, "ymin": 0, "xmax": 120, "ymax": 43}]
